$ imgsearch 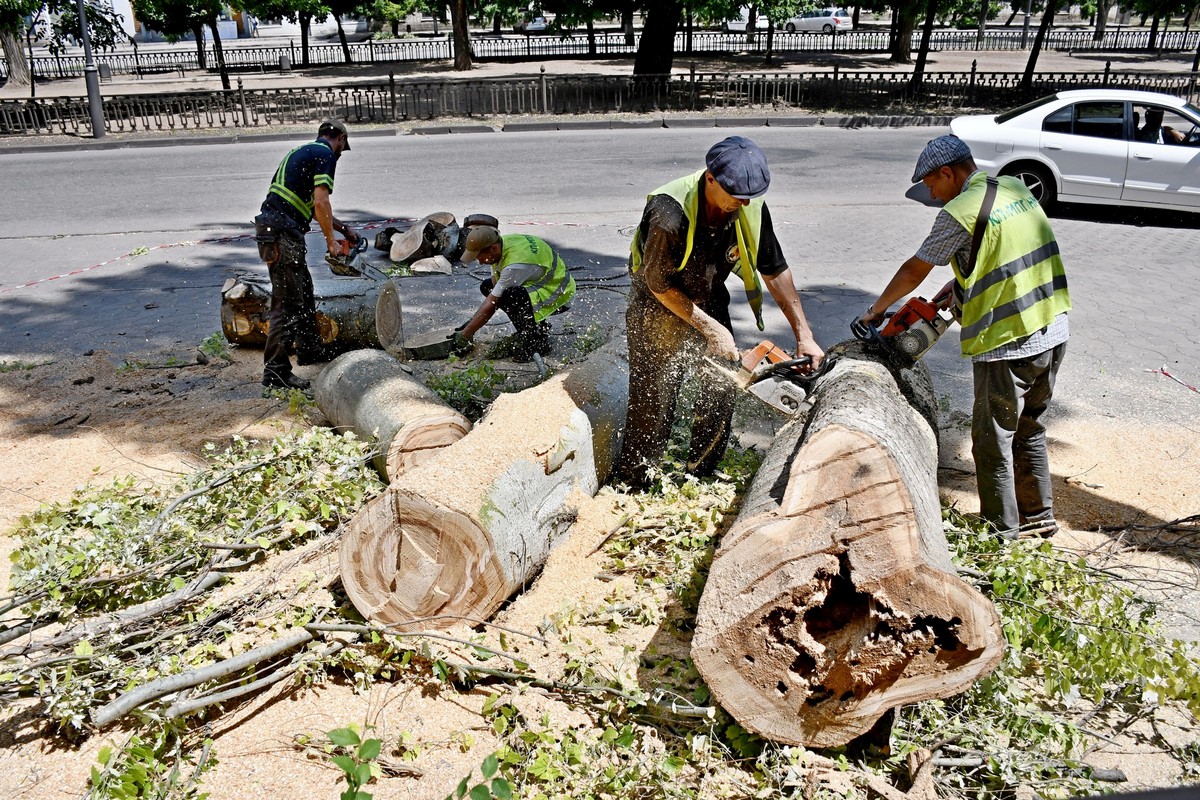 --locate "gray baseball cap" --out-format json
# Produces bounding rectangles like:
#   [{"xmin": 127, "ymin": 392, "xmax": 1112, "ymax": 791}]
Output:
[
  {"xmin": 911, "ymin": 135, "xmax": 972, "ymax": 182},
  {"xmin": 705, "ymin": 136, "xmax": 771, "ymax": 199}
]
